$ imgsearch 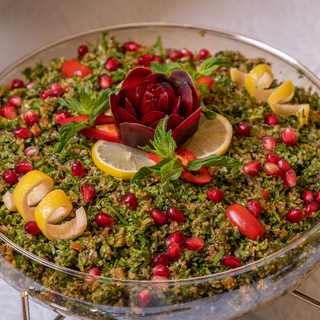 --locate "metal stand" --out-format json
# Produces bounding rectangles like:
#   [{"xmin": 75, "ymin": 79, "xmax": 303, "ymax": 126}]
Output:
[{"xmin": 290, "ymin": 289, "xmax": 320, "ymax": 309}]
